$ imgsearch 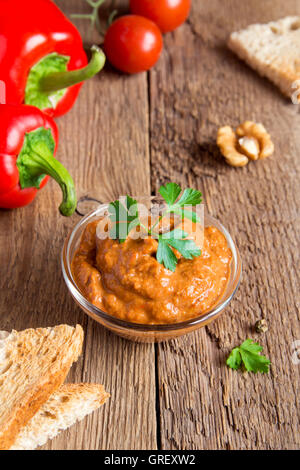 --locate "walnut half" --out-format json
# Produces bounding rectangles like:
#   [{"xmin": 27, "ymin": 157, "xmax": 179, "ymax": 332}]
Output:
[{"xmin": 217, "ymin": 121, "xmax": 274, "ymax": 167}]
